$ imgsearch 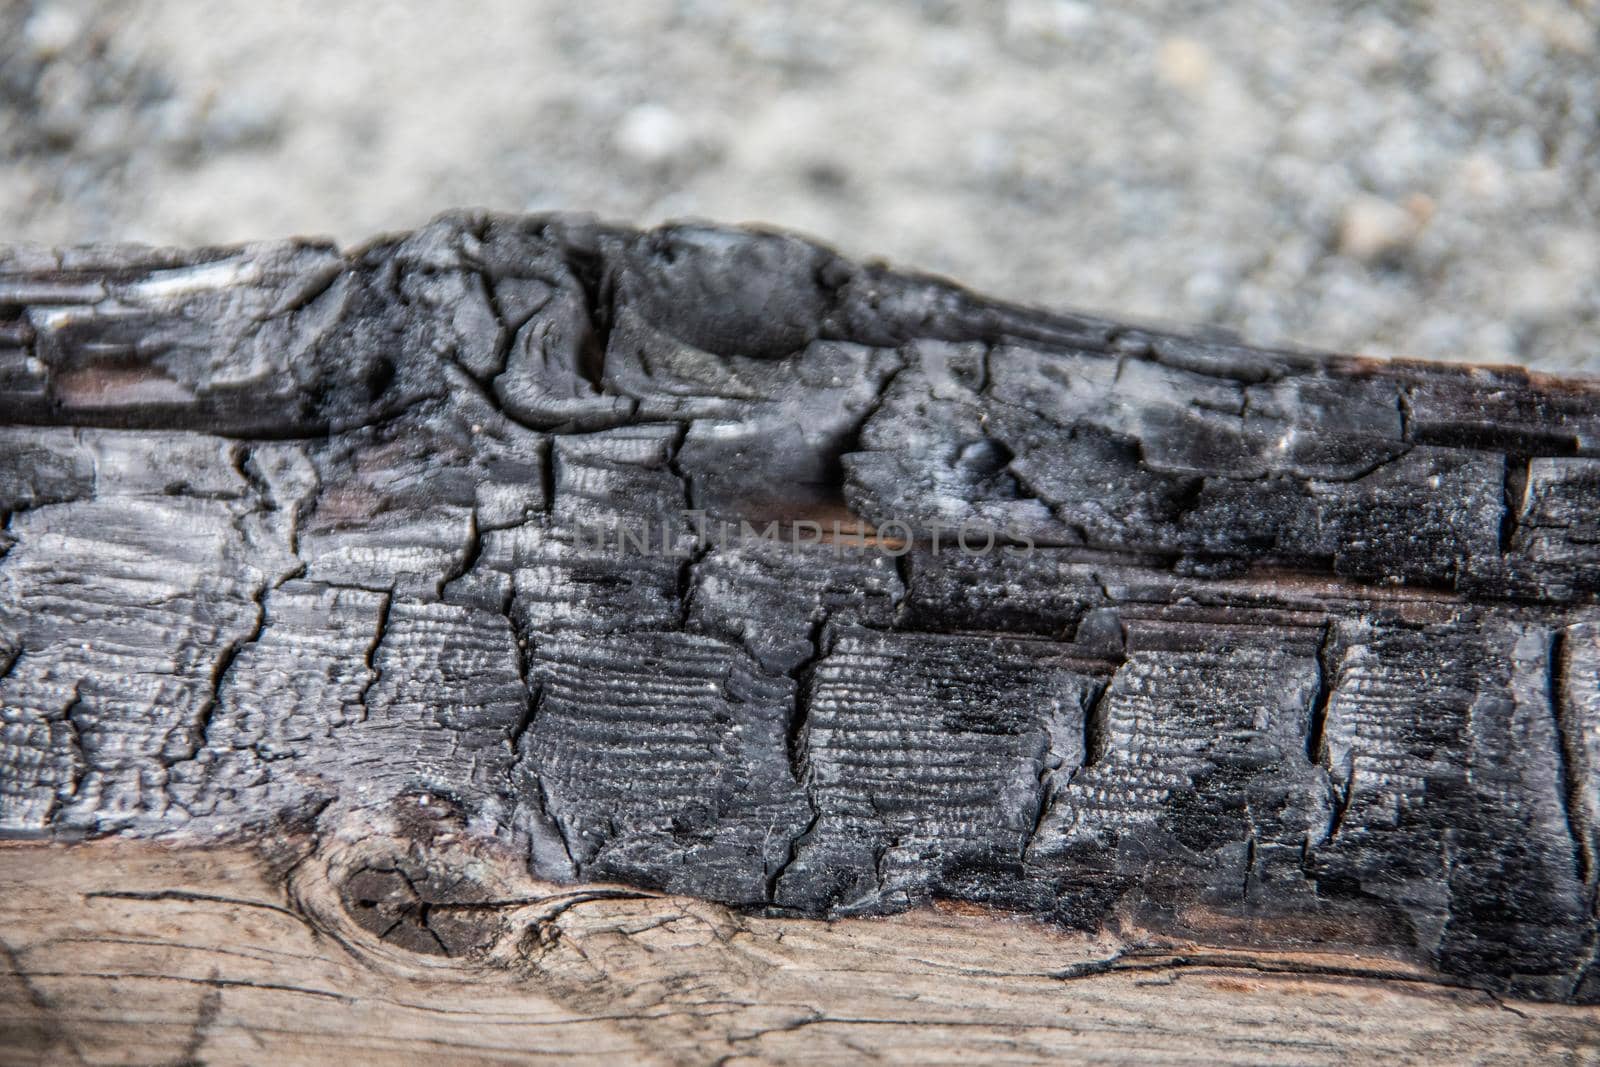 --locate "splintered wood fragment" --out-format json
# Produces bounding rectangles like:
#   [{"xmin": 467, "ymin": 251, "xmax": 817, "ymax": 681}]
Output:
[{"xmin": 1, "ymin": 213, "xmax": 1598, "ymax": 1060}]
